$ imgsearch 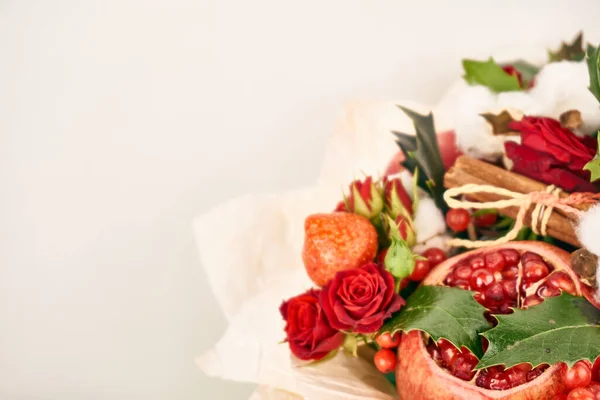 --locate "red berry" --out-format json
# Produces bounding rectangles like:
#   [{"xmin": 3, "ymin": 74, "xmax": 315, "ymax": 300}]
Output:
[
  {"xmin": 567, "ymin": 387, "xmax": 595, "ymax": 400},
  {"xmin": 374, "ymin": 348, "xmax": 397, "ymax": 373},
  {"xmin": 561, "ymin": 361, "xmax": 593, "ymax": 390},
  {"xmin": 422, "ymin": 247, "xmax": 447, "ymax": 268},
  {"xmin": 446, "ymin": 208, "xmax": 471, "ymax": 232},
  {"xmin": 408, "ymin": 259, "xmax": 430, "ymax": 281},
  {"xmin": 376, "ymin": 332, "xmax": 401, "ymax": 349},
  {"xmin": 474, "ymin": 212, "xmax": 498, "ymax": 228}
]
